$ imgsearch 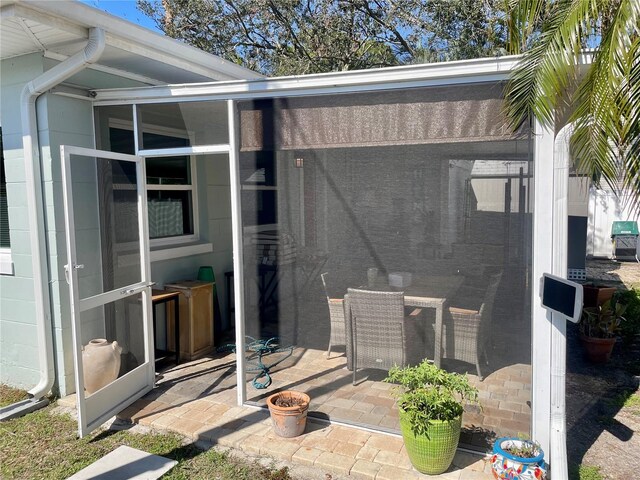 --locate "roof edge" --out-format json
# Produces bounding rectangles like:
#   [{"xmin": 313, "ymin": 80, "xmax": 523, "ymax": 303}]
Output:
[
  {"xmin": 93, "ymin": 54, "xmax": 523, "ymax": 102},
  {"xmin": 8, "ymin": 0, "xmax": 263, "ymax": 81}
]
